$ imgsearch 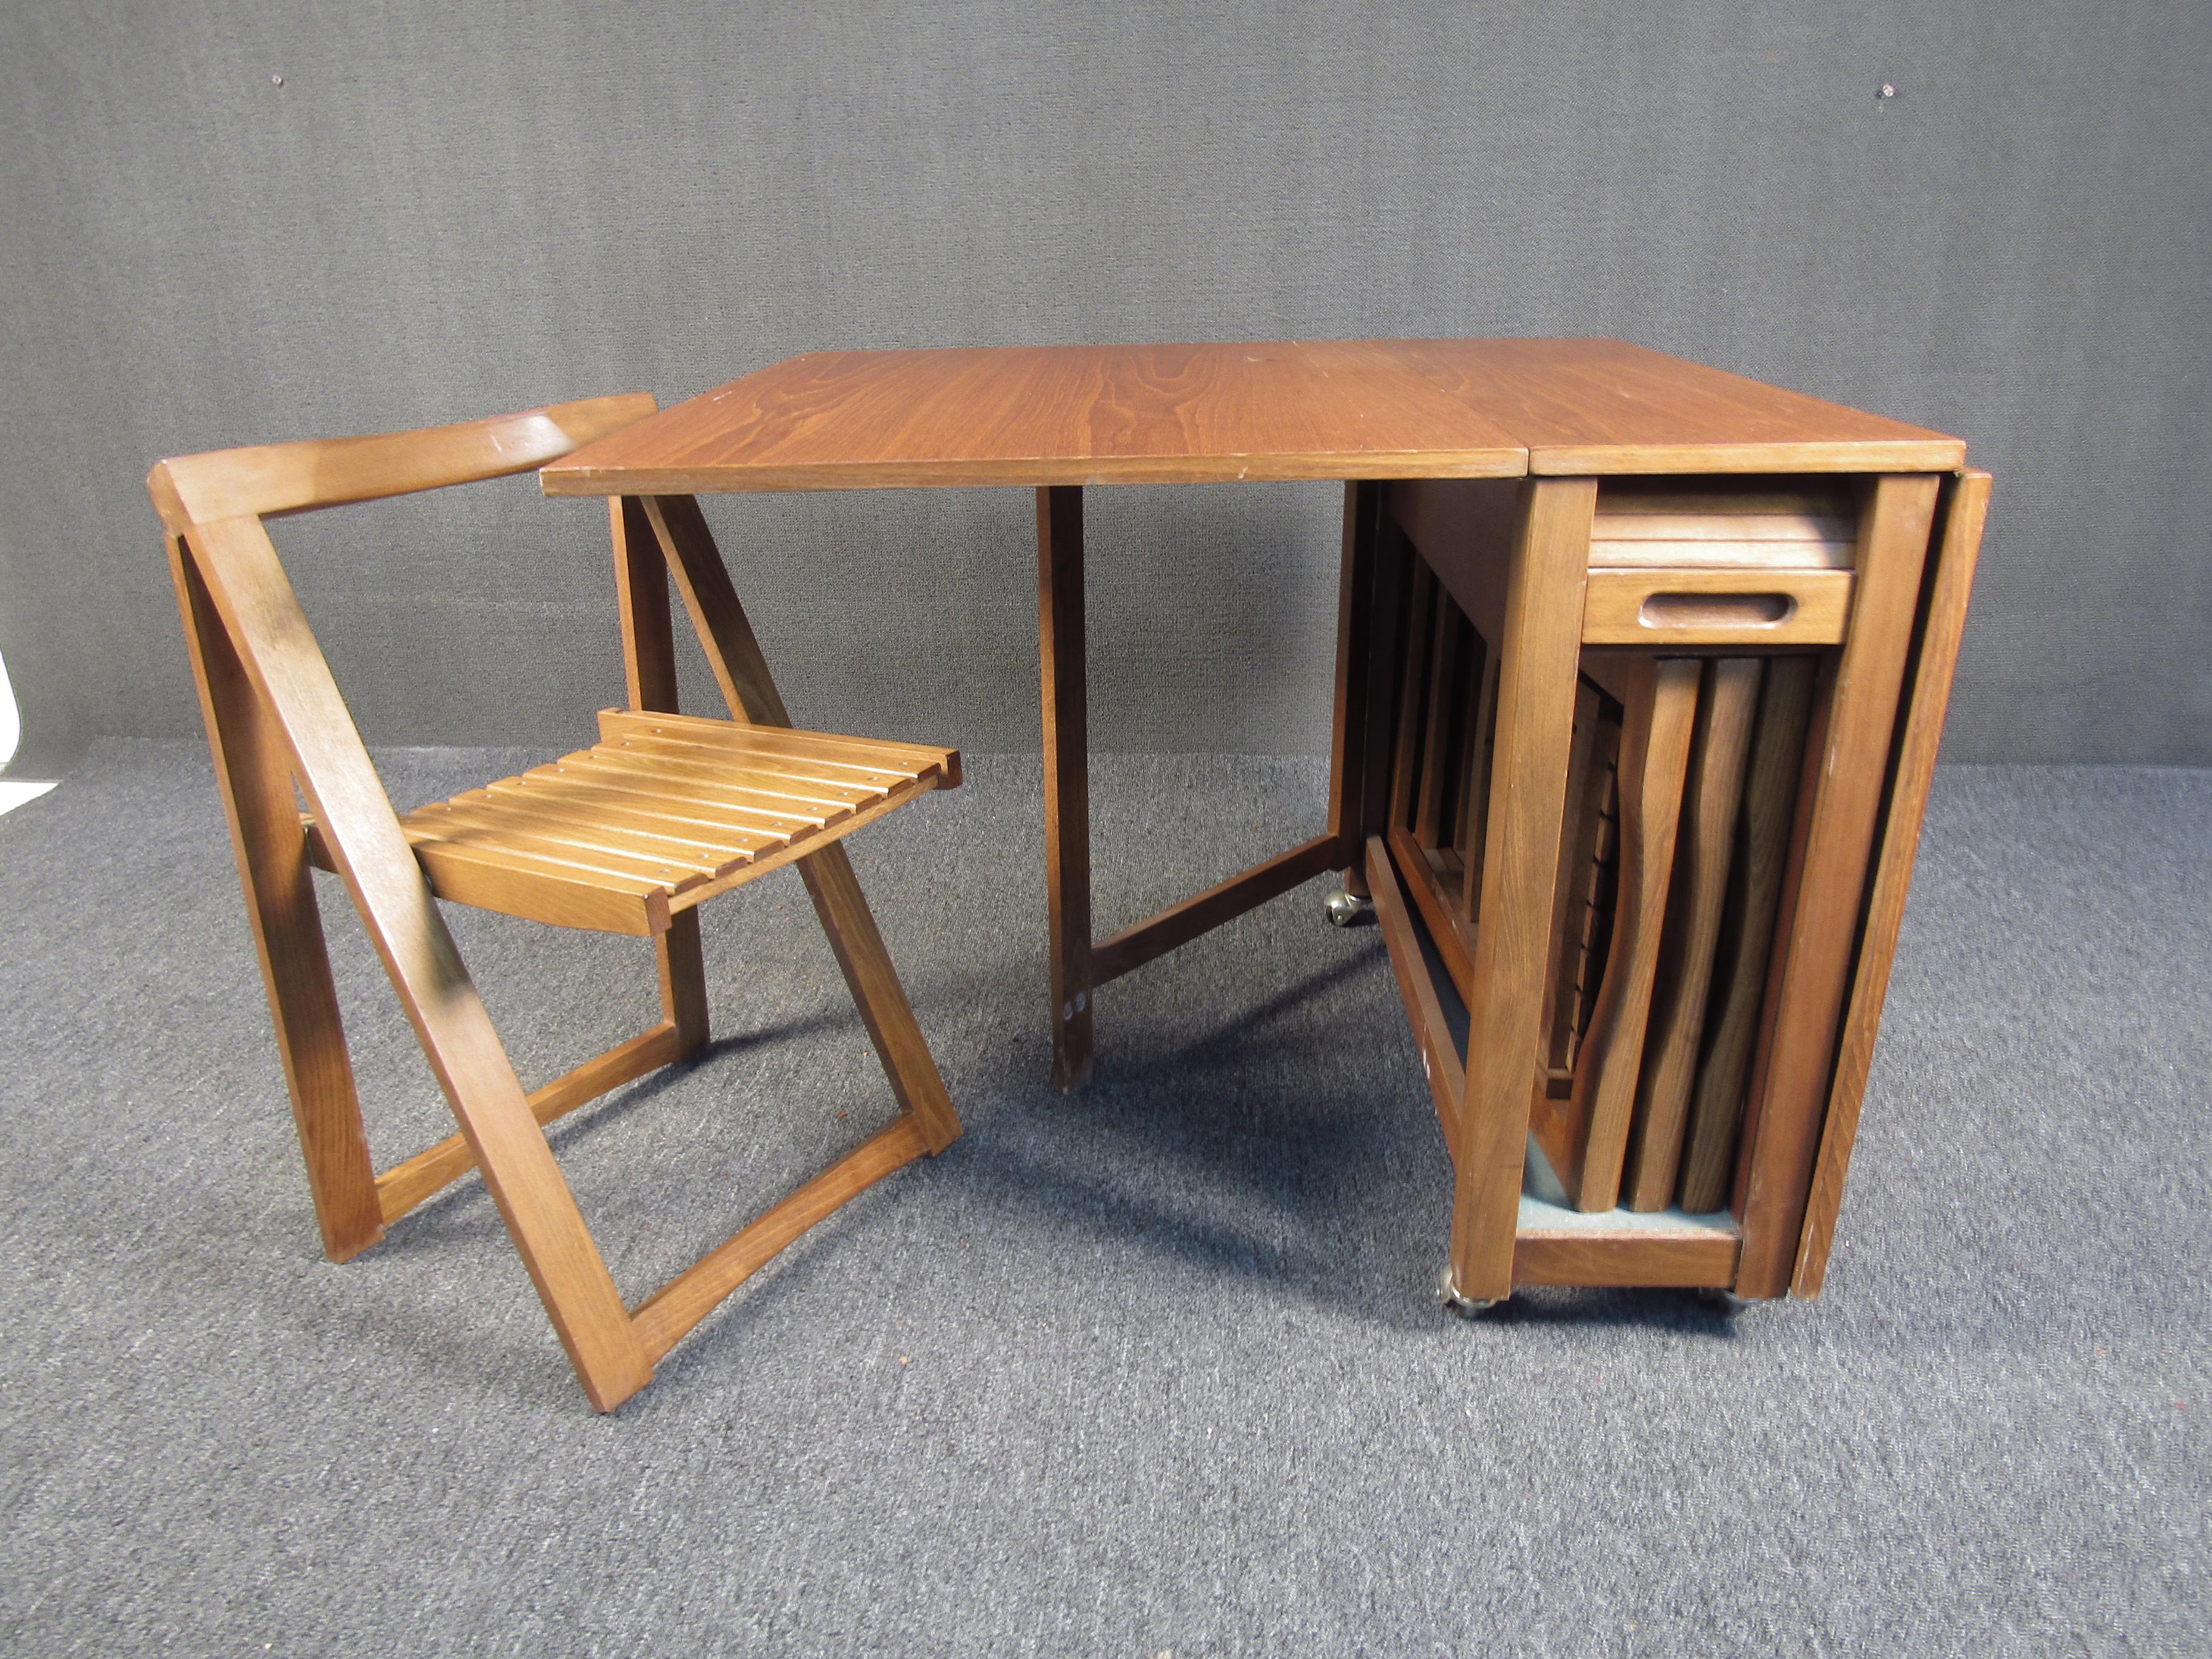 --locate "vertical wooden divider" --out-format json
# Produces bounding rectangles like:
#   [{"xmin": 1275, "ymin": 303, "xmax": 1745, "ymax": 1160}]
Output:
[
  {"xmin": 1447, "ymin": 478, "xmax": 1595, "ymax": 1304},
  {"xmin": 1036, "ymin": 486, "xmax": 1093, "ymax": 1092}
]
